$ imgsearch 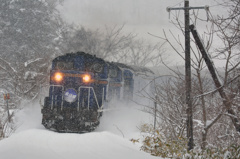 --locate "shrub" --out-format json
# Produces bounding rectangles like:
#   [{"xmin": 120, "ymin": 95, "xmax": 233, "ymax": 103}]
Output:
[
  {"xmin": 140, "ymin": 124, "xmax": 188, "ymax": 158},
  {"xmin": 140, "ymin": 124, "xmax": 240, "ymax": 158}
]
